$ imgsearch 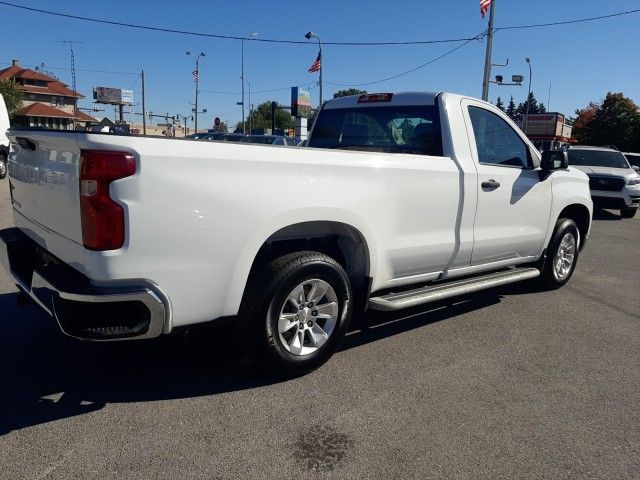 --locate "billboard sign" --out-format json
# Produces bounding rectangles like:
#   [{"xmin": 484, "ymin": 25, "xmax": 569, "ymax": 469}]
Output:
[
  {"xmin": 291, "ymin": 87, "xmax": 311, "ymax": 118},
  {"xmin": 93, "ymin": 86, "xmax": 134, "ymax": 105},
  {"xmin": 120, "ymin": 89, "xmax": 134, "ymax": 105}
]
